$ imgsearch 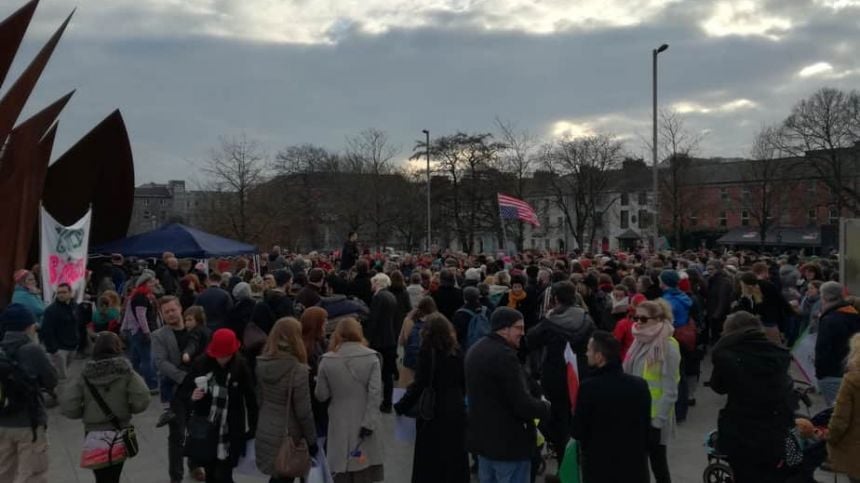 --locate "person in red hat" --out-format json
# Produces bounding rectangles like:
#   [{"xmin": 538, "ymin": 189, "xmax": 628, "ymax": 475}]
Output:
[{"xmin": 179, "ymin": 328, "xmax": 258, "ymax": 483}]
